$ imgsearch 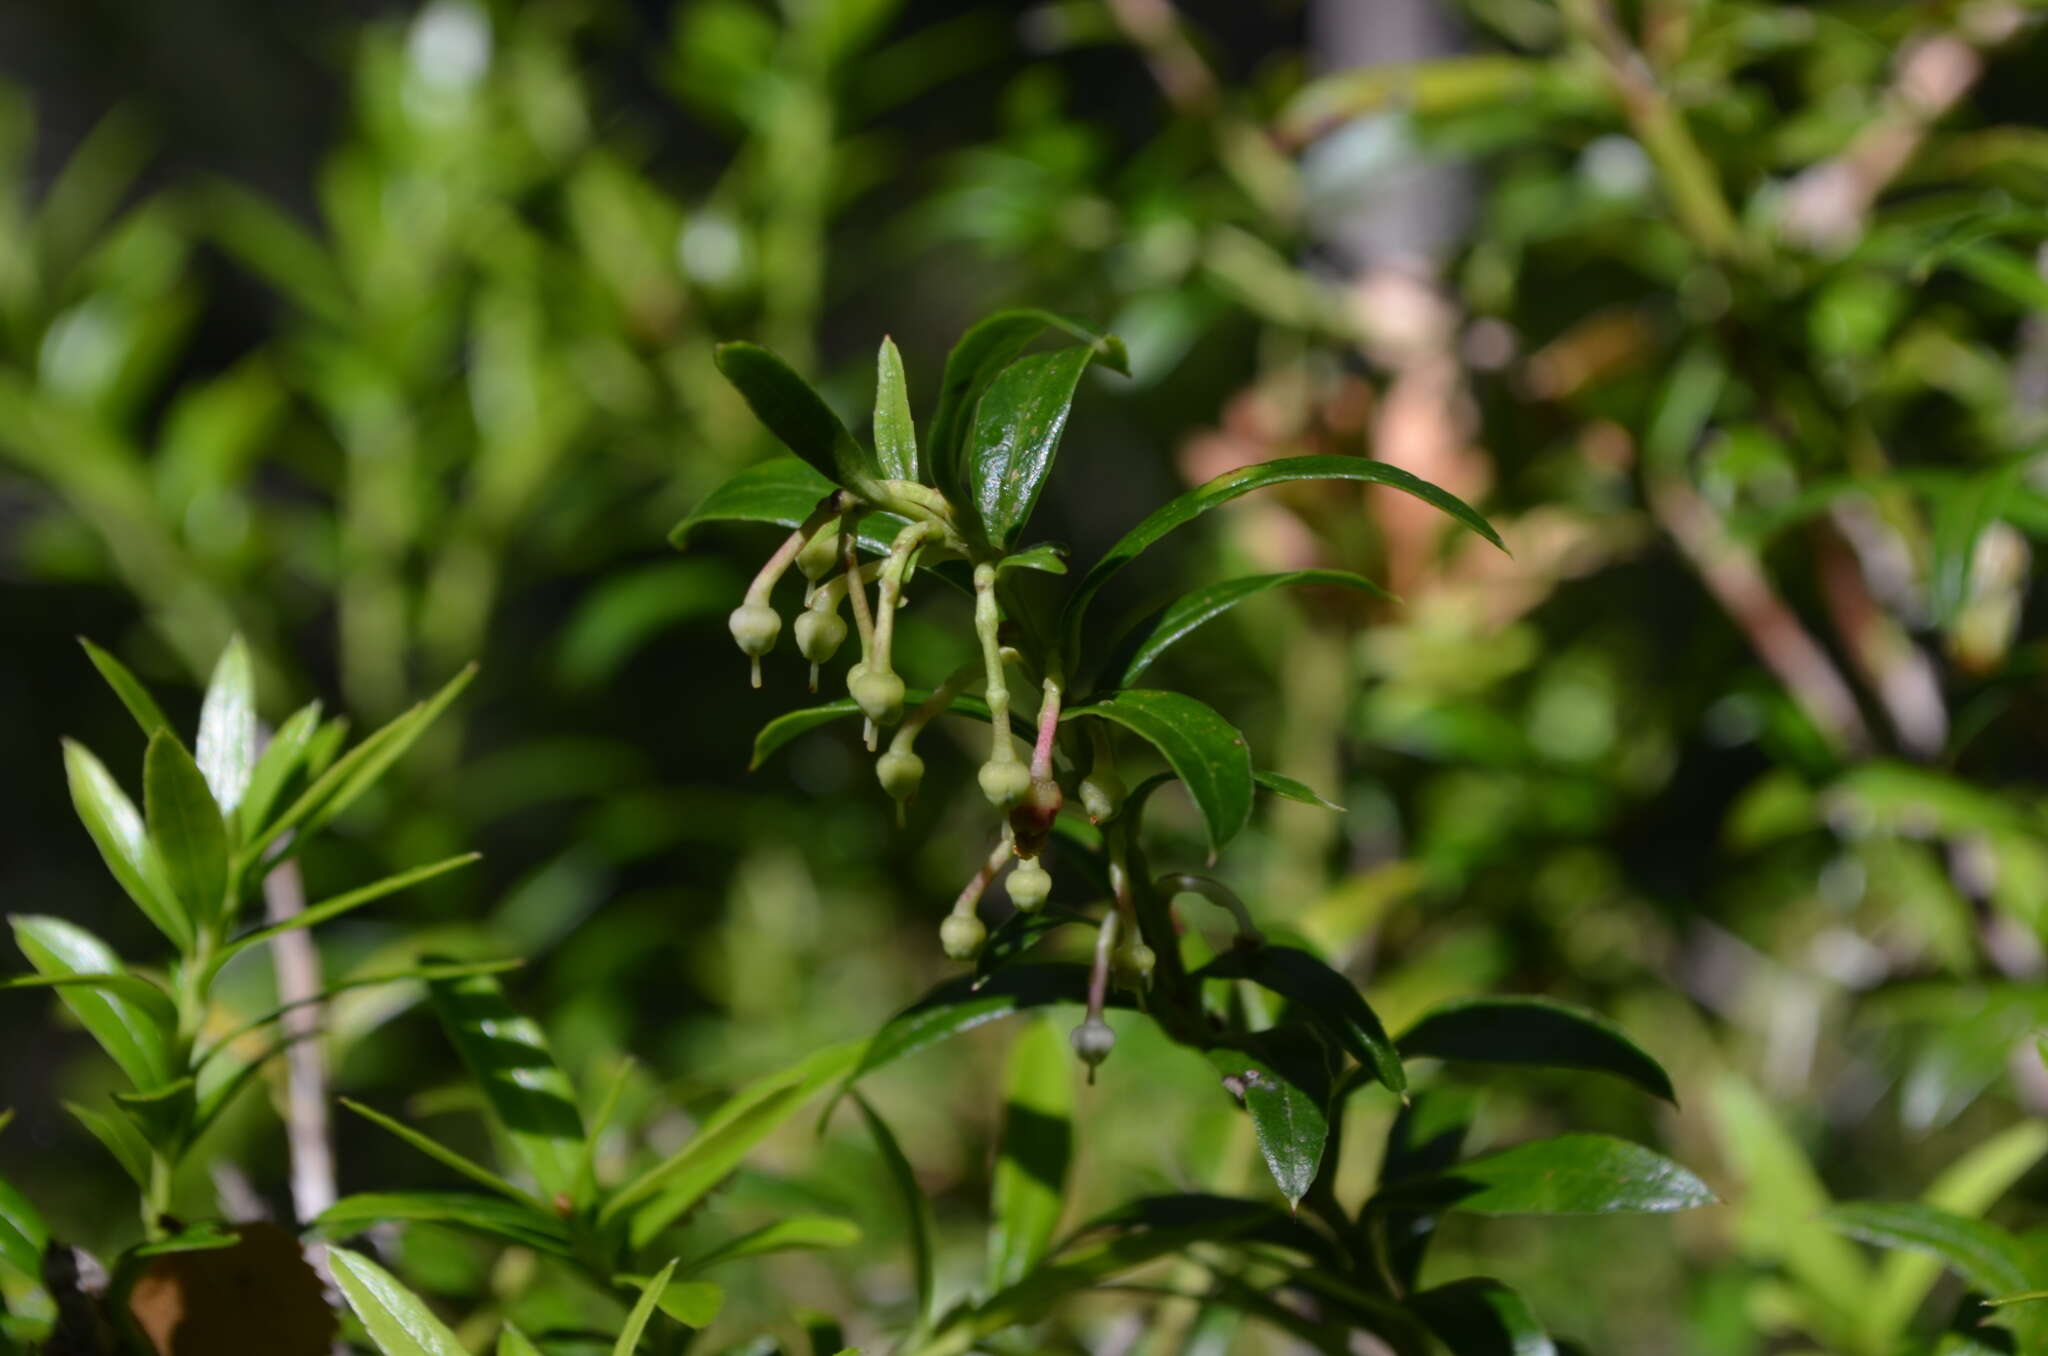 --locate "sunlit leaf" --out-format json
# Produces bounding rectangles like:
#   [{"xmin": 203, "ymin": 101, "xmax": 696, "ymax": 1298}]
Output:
[
  {"xmin": 426, "ymin": 970, "xmax": 585, "ymax": 1206},
  {"xmin": 1113, "ymin": 570, "xmax": 1387, "ymax": 685},
  {"xmin": 612, "ymin": 1258, "xmax": 681, "ymax": 1352},
  {"xmin": 317, "ymin": 1192, "xmax": 572, "ymax": 1257},
  {"xmin": 874, "ymin": 336, "xmax": 918, "ymax": 481},
  {"xmin": 195, "ymin": 636, "xmax": 257, "ymax": 815},
  {"xmin": 144, "ymin": 730, "xmax": 228, "ymax": 929},
  {"xmin": 79, "ymin": 638, "xmax": 171, "ymax": 736},
  {"xmin": 1067, "ymin": 690, "xmax": 1253, "ymax": 855},
  {"xmin": 988, "ymin": 1018, "xmax": 1073, "ymax": 1289},
  {"xmin": 1396, "ymin": 997, "xmax": 1676, "ymax": 1103},
  {"xmin": 329, "ymin": 1246, "xmax": 471, "ymax": 1356},
  {"xmin": 11, "ymin": 916, "xmax": 171, "ymax": 1089},
  {"xmin": 961, "ymin": 345, "xmax": 1094, "ymax": 550},
  {"xmin": 855, "ymin": 1093, "xmax": 934, "ymax": 1326},
  {"xmin": 1377, "ymin": 1134, "xmax": 1715, "ymax": 1216}
]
